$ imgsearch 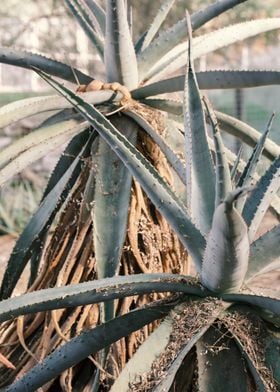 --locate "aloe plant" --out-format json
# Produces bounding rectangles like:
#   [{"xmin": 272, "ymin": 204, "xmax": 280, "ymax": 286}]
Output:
[{"xmin": 0, "ymin": 0, "xmax": 279, "ymax": 390}]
